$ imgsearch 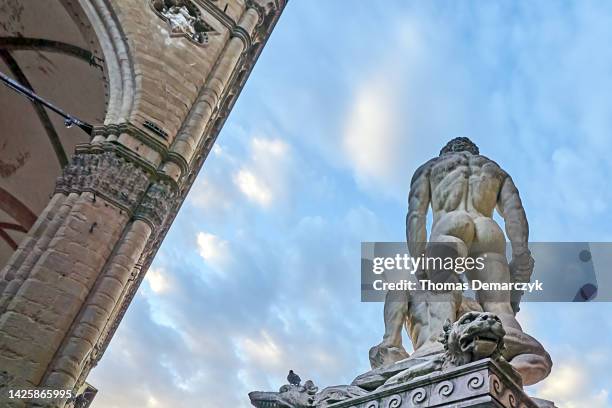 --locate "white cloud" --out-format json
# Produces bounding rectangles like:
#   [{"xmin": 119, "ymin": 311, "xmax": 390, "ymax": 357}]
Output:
[
  {"xmin": 234, "ymin": 331, "xmax": 284, "ymax": 369},
  {"xmin": 234, "ymin": 169, "xmax": 273, "ymax": 206},
  {"xmin": 144, "ymin": 267, "xmax": 170, "ymax": 294},
  {"xmin": 538, "ymin": 363, "xmax": 588, "ymax": 401},
  {"xmin": 535, "ymin": 360, "xmax": 610, "ymax": 408},
  {"xmin": 252, "ymin": 137, "xmax": 288, "ymax": 157},
  {"xmin": 196, "ymin": 232, "xmax": 230, "ymax": 271},
  {"xmin": 190, "ymin": 177, "xmax": 234, "ymax": 215},
  {"xmin": 233, "ymin": 137, "xmax": 292, "ymax": 208},
  {"xmin": 146, "ymin": 395, "xmax": 161, "ymax": 407},
  {"xmin": 343, "ymin": 79, "xmax": 401, "ymax": 184},
  {"xmin": 566, "ymin": 389, "xmax": 609, "ymax": 408},
  {"xmin": 339, "ymin": 16, "xmax": 474, "ymax": 196}
]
